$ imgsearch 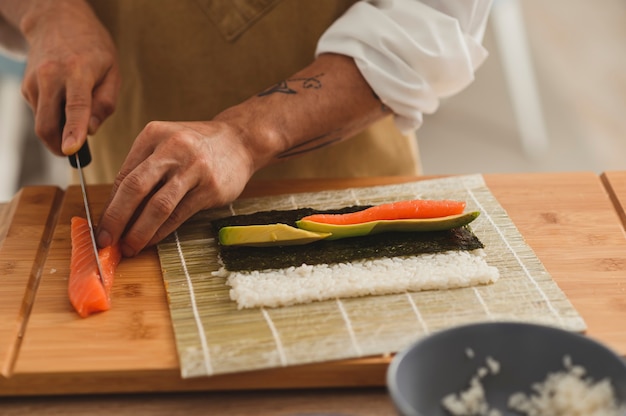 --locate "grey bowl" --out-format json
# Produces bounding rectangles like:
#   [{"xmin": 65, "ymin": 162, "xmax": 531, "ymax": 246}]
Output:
[{"xmin": 387, "ymin": 322, "xmax": 626, "ymax": 416}]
